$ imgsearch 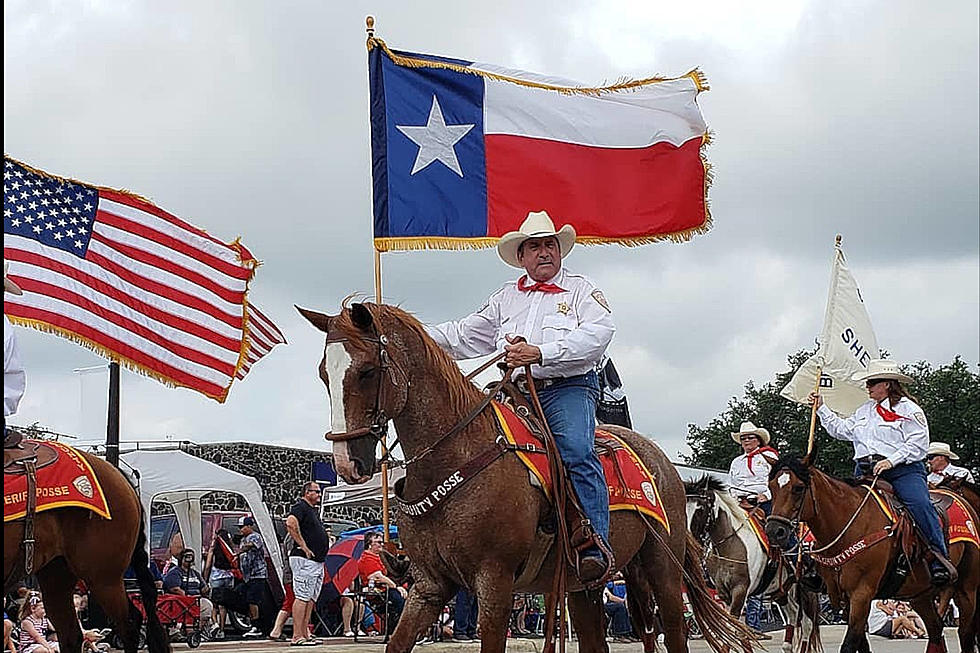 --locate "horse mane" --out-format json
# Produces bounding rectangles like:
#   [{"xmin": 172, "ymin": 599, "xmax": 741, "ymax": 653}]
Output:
[
  {"xmin": 332, "ymin": 302, "xmax": 485, "ymax": 417},
  {"xmin": 713, "ymin": 487, "xmax": 751, "ymax": 528},
  {"xmin": 684, "ymin": 475, "xmax": 751, "ymax": 529}
]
